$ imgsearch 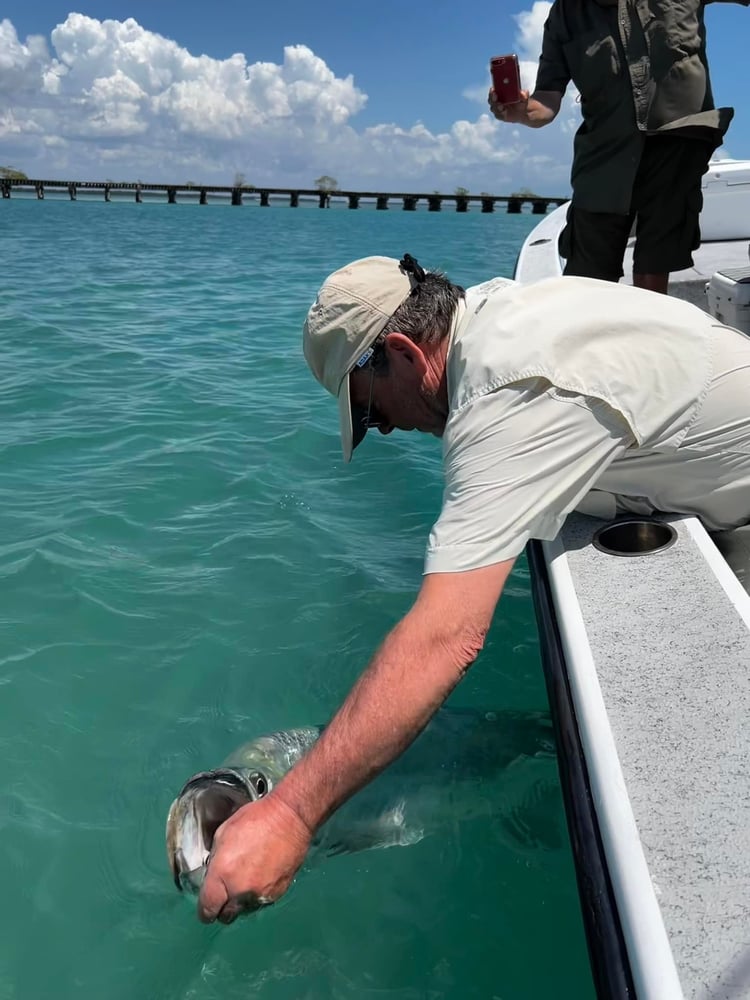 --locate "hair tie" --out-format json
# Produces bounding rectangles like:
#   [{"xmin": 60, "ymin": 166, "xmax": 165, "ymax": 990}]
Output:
[{"xmin": 399, "ymin": 253, "xmax": 426, "ymax": 285}]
